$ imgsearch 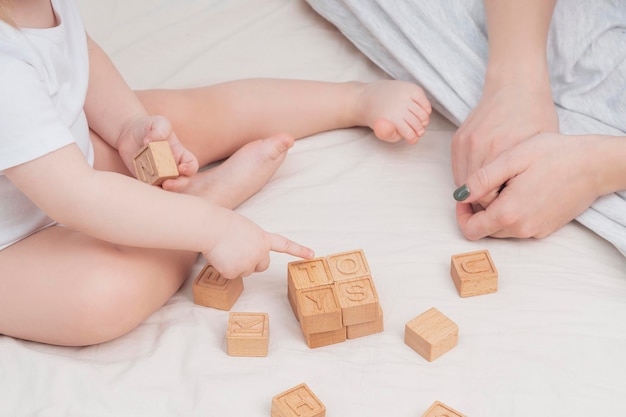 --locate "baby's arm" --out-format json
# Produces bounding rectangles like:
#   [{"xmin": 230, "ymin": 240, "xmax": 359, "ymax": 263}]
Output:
[
  {"xmin": 5, "ymin": 144, "xmax": 313, "ymax": 278},
  {"xmin": 82, "ymin": 35, "xmax": 198, "ymax": 188}
]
